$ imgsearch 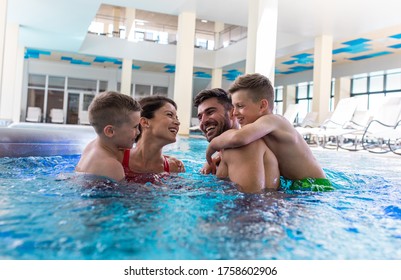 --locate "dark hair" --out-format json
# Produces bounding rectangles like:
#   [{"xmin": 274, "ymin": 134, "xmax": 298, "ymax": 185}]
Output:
[
  {"xmin": 89, "ymin": 91, "xmax": 141, "ymax": 134},
  {"xmin": 193, "ymin": 88, "xmax": 233, "ymax": 111},
  {"xmin": 229, "ymin": 73, "xmax": 274, "ymax": 111},
  {"xmin": 136, "ymin": 95, "xmax": 177, "ymax": 141}
]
